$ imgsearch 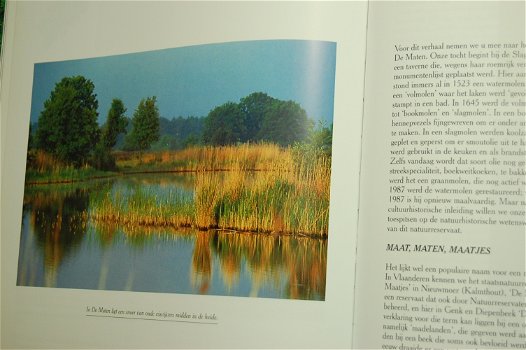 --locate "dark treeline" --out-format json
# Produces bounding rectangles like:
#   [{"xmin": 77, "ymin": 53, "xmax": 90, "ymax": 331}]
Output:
[
  {"xmin": 149, "ymin": 92, "xmax": 330, "ymax": 151},
  {"xmin": 148, "ymin": 116, "xmax": 204, "ymax": 151},
  {"xmin": 29, "ymin": 76, "xmax": 333, "ymax": 171}
]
